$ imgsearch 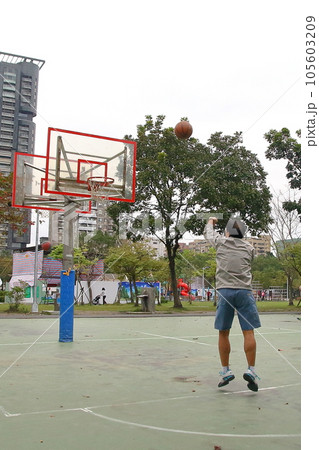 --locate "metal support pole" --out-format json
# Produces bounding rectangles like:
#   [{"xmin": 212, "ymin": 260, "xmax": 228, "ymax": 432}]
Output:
[
  {"xmin": 62, "ymin": 200, "xmax": 78, "ymax": 271},
  {"xmin": 32, "ymin": 210, "xmax": 40, "ymax": 313}
]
